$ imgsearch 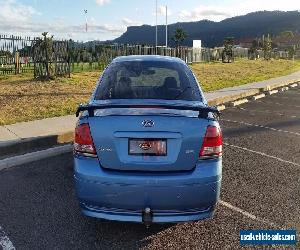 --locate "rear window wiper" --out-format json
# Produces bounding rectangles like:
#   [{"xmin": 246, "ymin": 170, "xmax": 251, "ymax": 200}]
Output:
[{"xmin": 76, "ymin": 104, "xmax": 220, "ymax": 119}]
